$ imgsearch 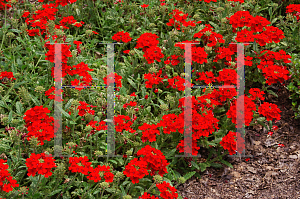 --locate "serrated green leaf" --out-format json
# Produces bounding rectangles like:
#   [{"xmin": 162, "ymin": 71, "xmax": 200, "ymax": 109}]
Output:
[
  {"xmin": 220, "ymin": 159, "xmax": 233, "ymax": 168},
  {"xmin": 65, "ymin": 99, "xmax": 74, "ymax": 110},
  {"xmin": 183, "ymin": 171, "xmax": 196, "ymax": 181},
  {"xmin": 127, "ymin": 78, "xmax": 137, "ymax": 90},
  {"xmin": 210, "ymin": 163, "xmax": 223, "ymax": 168},
  {"xmin": 266, "ymin": 89, "xmax": 278, "ymax": 98},
  {"xmin": 8, "ymin": 110, "xmax": 13, "ymax": 123},
  {"xmin": 16, "ymin": 101, "xmax": 23, "ymax": 115},
  {"xmin": 190, "ymin": 161, "xmax": 200, "ymax": 170},
  {"xmin": 199, "ymin": 163, "xmax": 208, "ymax": 172},
  {"xmin": 47, "ymin": 189, "xmax": 62, "ymax": 197},
  {"xmin": 29, "ymin": 93, "xmax": 41, "ymax": 106}
]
